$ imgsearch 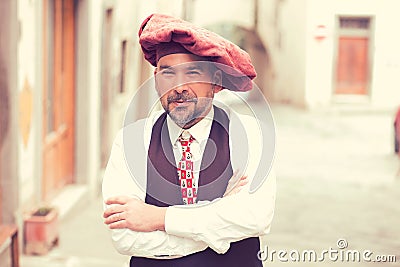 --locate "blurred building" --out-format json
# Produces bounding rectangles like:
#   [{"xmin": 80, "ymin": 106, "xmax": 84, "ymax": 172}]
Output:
[
  {"xmin": 0, "ymin": 0, "xmax": 191, "ymax": 262},
  {"xmin": 257, "ymin": 0, "xmax": 400, "ymax": 109}
]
